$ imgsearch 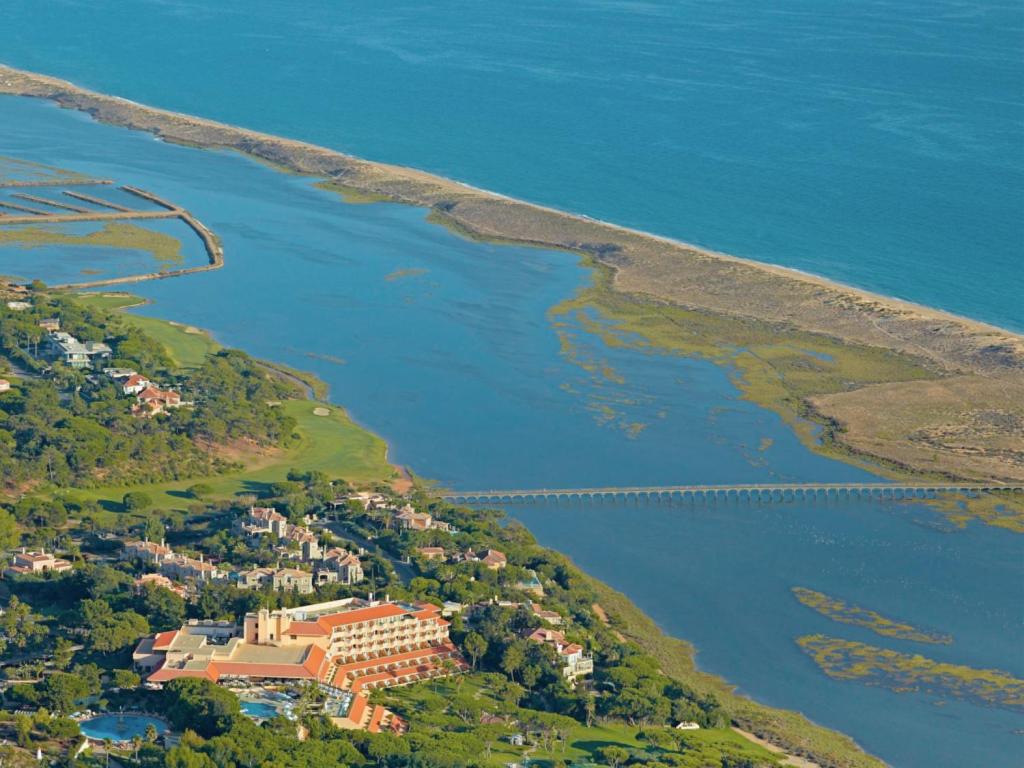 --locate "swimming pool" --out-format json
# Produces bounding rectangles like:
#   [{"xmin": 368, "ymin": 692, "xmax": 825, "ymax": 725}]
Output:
[
  {"xmin": 79, "ymin": 714, "xmax": 168, "ymax": 742},
  {"xmin": 240, "ymin": 700, "xmax": 278, "ymax": 720}
]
